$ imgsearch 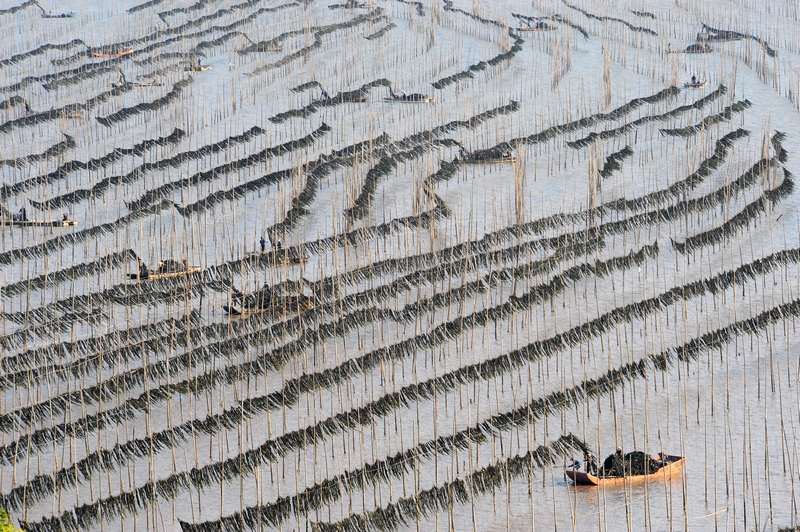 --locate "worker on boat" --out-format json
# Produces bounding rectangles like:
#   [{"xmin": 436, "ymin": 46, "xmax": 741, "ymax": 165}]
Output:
[
  {"xmin": 16, "ymin": 207, "xmax": 27, "ymax": 222},
  {"xmin": 584, "ymin": 451, "xmax": 598, "ymax": 475},
  {"xmin": 690, "ymin": 75, "xmax": 697, "ymax": 85},
  {"xmin": 62, "ymin": 213, "xmax": 68, "ymax": 222},
  {"xmin": 138, "ymin": 259, "xmax": 149, "ymax": 279},
  {"xmin": 260, "ymin": 235, "xmax": 267, "ymax": 253}
]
